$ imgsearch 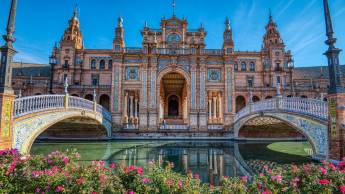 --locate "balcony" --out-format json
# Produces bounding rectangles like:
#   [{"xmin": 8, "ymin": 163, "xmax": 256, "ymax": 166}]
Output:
[
  {"xmin": 275, "ymin": 67, "xmax": 283, "ymax": 72},
  {"xmin": 202, "ymin": 49, "xmax": 224, "ymax": 55},
  {"xmin": 67, "ymin": 85, "xmax": 112, "ymax": 89}
]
